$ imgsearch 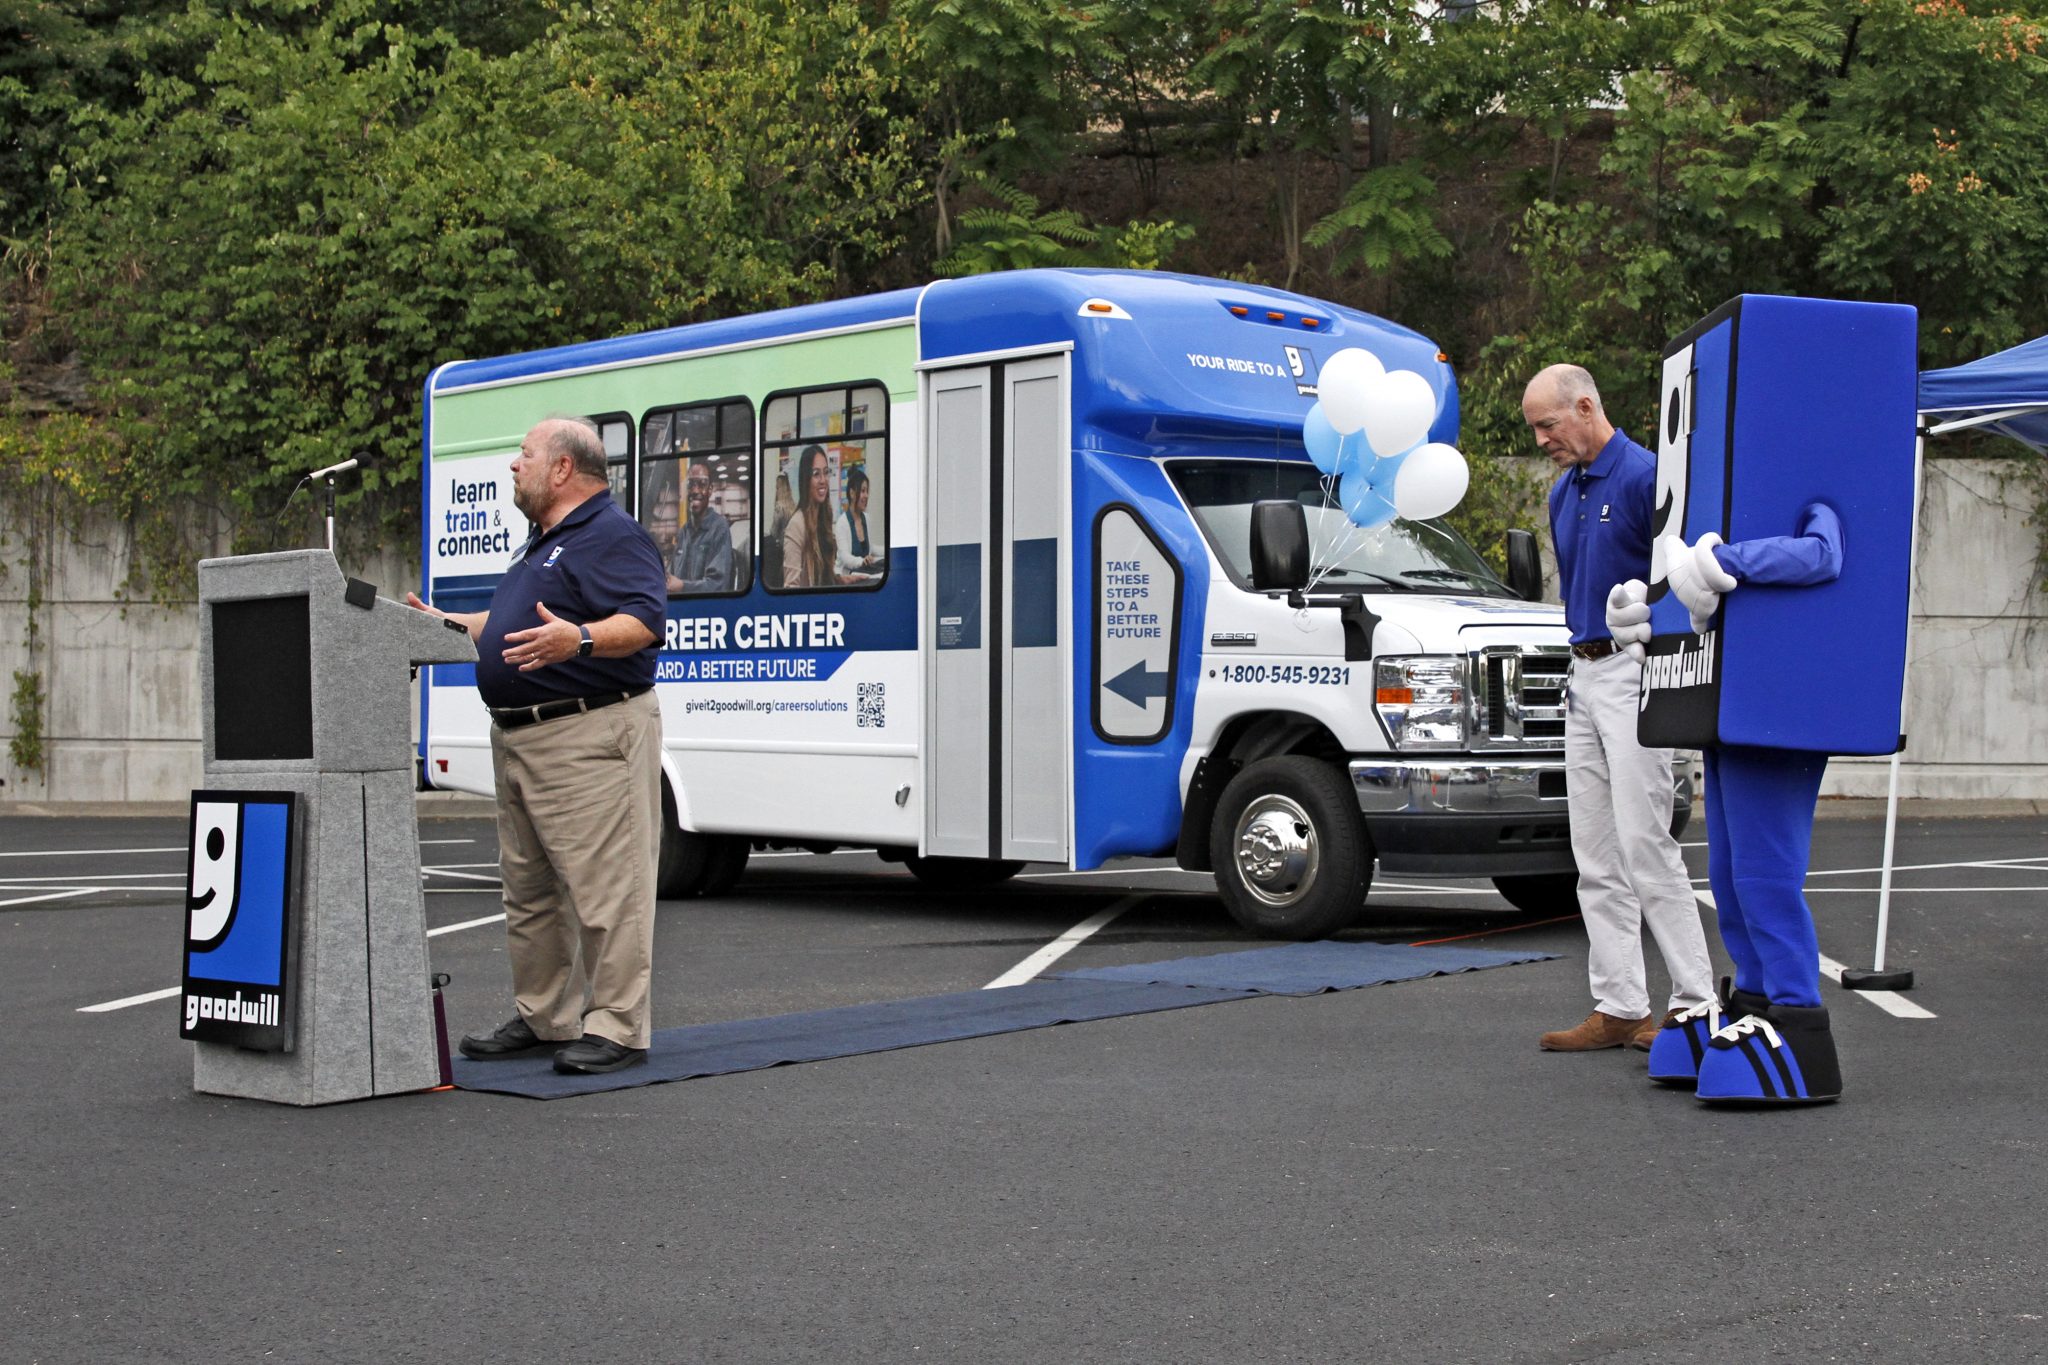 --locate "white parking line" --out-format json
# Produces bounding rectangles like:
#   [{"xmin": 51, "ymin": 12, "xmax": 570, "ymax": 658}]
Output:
[
  {"xmin": 1804, "ymin": 885, "xmax": 2048, "ymax": 893},
  {"xmin": 420, "ymin": 868, "xmax": 503, "ymax": 884},
  {"xmin": 429, "ymin": 913, "xmax": 505, "ymax": 937},
  {"xmin": 0, "ymin": 872, "xmax": 195, "ymax": 884},
  {"xmin": 1696, "ymin": 890, "xmax": 1936, "ymax": 1019},
  {"xmin": 1817, "ymin": 953, "xmax": 1937, "ymax": 1019},
  {"xmin": 0, "ymin": 846, "xmax": 183, "ymax": 858},
  {"xmin": 0, "ymin": 888, "xmax": 96, "ymax": 908},
  {"xmin": 77, "ymin": 910, "xmax": 510, "ymax": 1014},
  {"xmin": 78, "ymin": 986, "xmax": 180, "ymax": 1013},
  {"xmin": 1805, "ymin": 856, "xmax": 2048, "ymax": 878},
  {"xmin": 983, "ymin": 896, "xmax": 1143, "ymax": 989}
]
